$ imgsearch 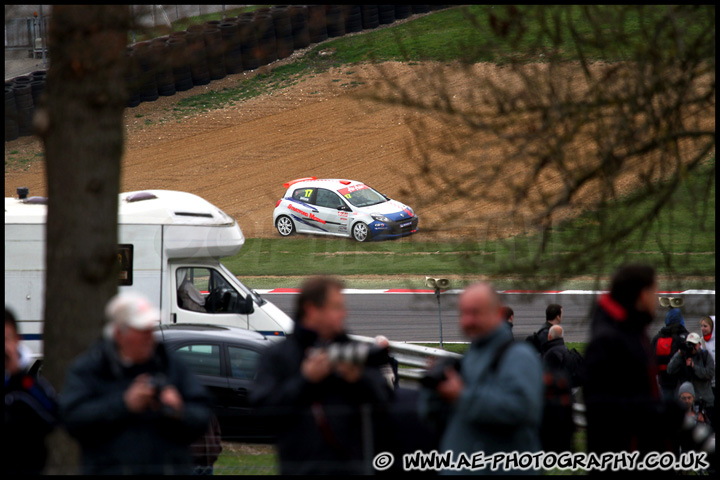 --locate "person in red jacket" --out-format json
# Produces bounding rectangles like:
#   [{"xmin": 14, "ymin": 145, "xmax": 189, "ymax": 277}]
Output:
[{"xmin": 584, "ymin": 265, "xmax": 685, "ymax": 464}]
